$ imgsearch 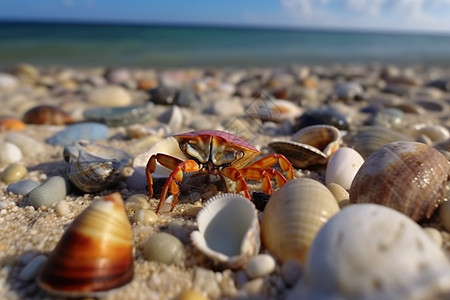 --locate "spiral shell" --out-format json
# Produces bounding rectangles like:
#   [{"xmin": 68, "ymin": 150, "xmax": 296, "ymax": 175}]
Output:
[
  {"xmin": 38, "ymin": 192, "xmax": 134, "ymax": 297},
  {"xmin": 63, "ymin": 141, "xmax": 131, "ymax": 192},
  {"xmin": 191, "ymin": 193, "xmax": 260, "ymax": 269},
  {"xmin": 261, "ymin": 178, "xmax": 340, "ymax": 263},
  {"xmin": 349, "ymin": 141, "xmax": 450, "ymax": 221}
]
